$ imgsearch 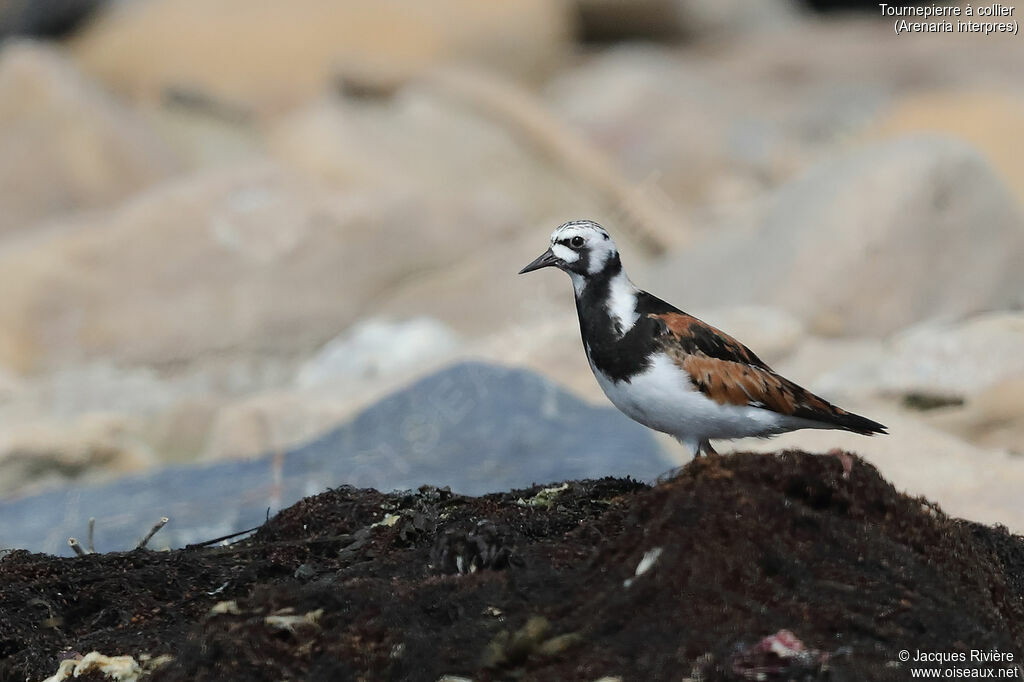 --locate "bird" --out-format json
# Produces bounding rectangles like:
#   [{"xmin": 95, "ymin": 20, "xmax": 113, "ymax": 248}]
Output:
[{"xmin": 518, "ymin": 219, "xmax": 886, "ymax": 457}]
